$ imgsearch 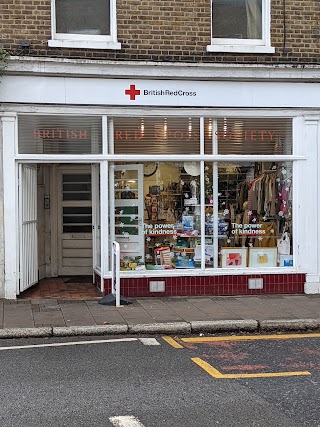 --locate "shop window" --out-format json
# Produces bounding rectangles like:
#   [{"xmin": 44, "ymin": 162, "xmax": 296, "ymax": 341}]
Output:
[
  {"xmin": 110, "ymin": 162, "xmax": 202, "ymax": 271},
  {"xmin": 110, "ymin": 160, "xmax": 293, "ymax": 271},
  {"xmin": 205, "ymin": 162, "xmax": 293, "ymax": 269},
  {"xmin": 48, "ymin": 0, "xmax": 121, "ymax": 50},
  {"xmin": 18, "ymin": 115, "xmax": 102, "ymax": 155},
  {"xmin": 207, "ymin": 0, "xmax": 275, "ymax": 53},
  {"xmin": 112, "ymin": 117, "xmax": 200, "ymax": 155}
]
